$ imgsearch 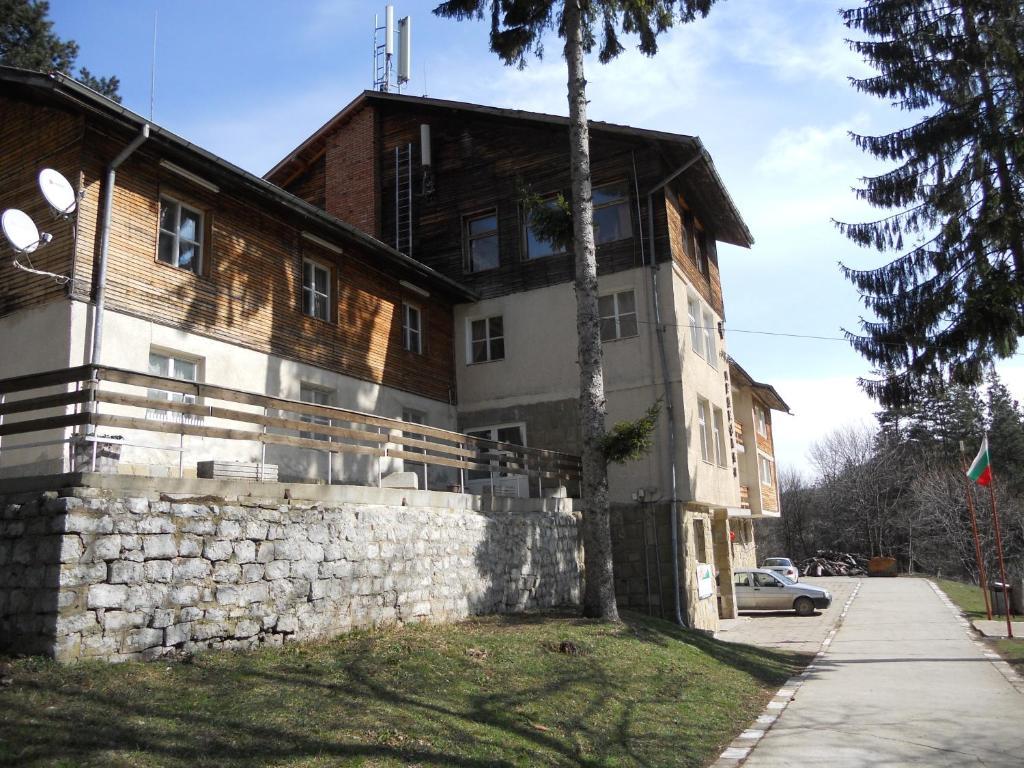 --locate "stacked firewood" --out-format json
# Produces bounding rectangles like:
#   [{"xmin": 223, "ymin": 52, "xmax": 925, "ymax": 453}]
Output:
[{"xmin": 798, "ymin": 551, "xmax": 868, "ymax": 577}]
